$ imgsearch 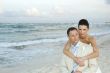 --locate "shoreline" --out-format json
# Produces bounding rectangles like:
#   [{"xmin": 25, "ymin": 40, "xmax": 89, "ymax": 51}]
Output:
[{"xmin": 0, "ymin": 34, "xmax": 110, "ymax": 73}]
